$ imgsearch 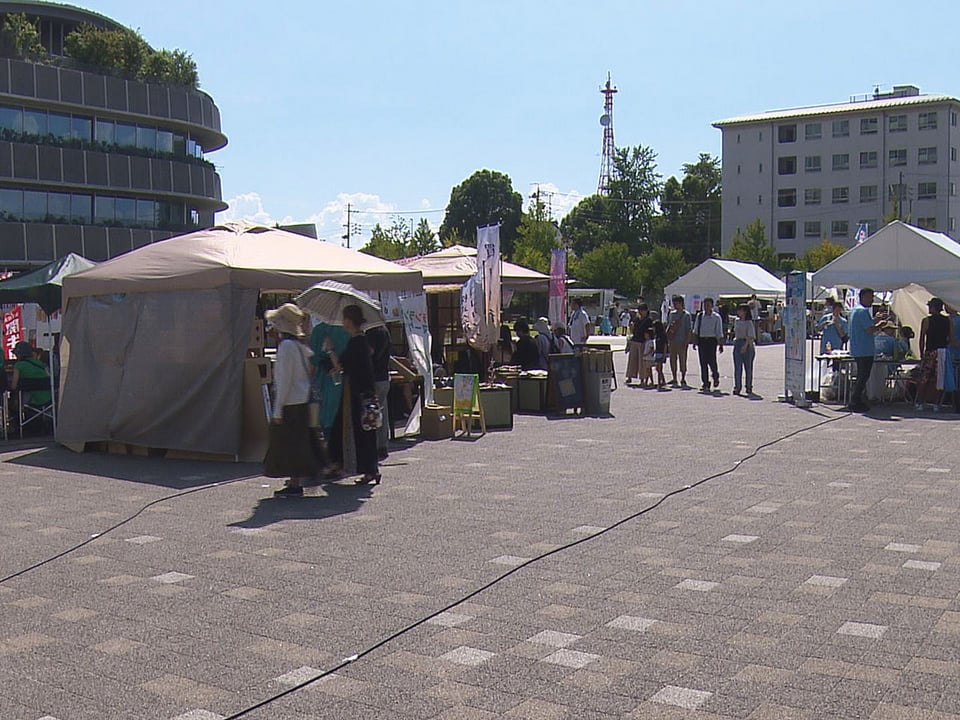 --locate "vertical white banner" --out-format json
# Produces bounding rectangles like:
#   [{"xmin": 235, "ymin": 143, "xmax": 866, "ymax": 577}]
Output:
[
  {"xmin": 784, "ymin": 271, "xmax": 808, "ymax": 406},
  {"xmin": 398, "ymin": 292, "xmax": 434, "ymax": 407},
  {"xmin": 476, "ymin": 224, "xmax": 501, "ymax": 350}
]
